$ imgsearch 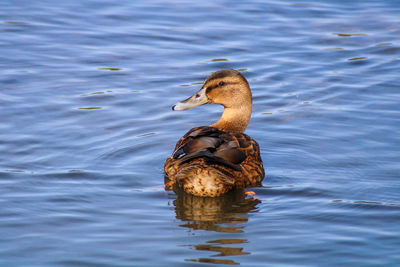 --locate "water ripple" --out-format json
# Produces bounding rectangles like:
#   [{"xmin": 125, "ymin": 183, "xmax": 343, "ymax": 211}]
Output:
[{"xmin": 1, "ymin": 0, "xmax": 400, "ymax": 266}]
